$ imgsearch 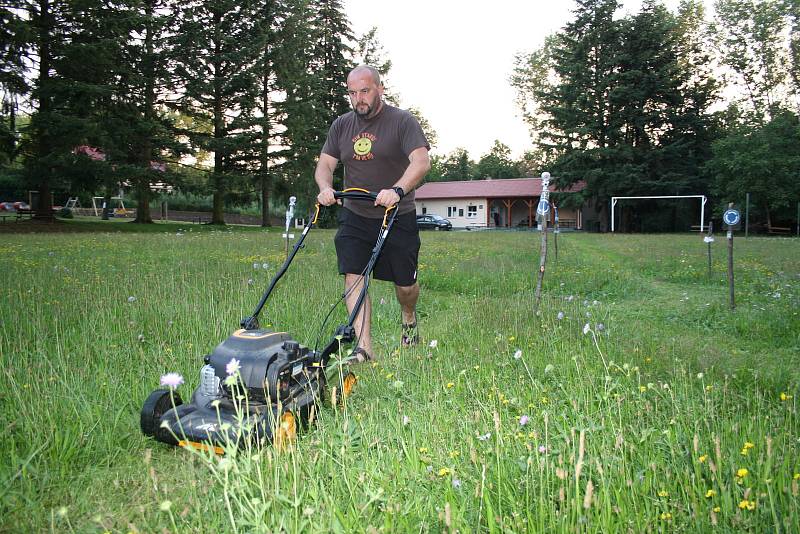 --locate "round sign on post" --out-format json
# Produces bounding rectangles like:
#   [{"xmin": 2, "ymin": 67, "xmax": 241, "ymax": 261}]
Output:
[
  {"xmin": 537, "ymin": 199, "xmax": 550, "ymax": 216},
  {"xmin": 723, "ymin": 209, "xmax": 740, "ymax": 226}
]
